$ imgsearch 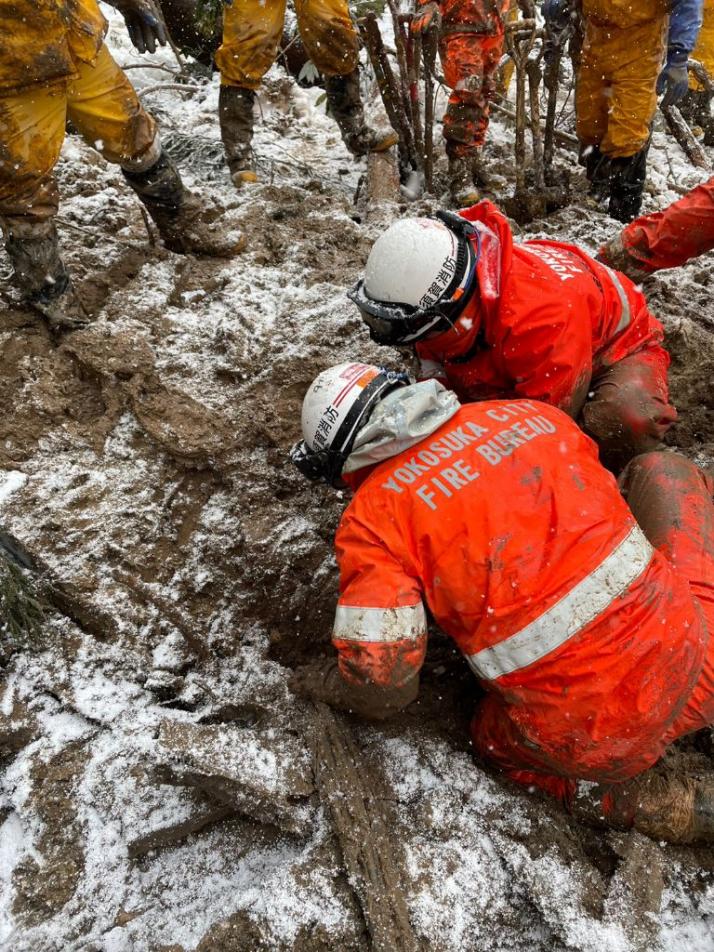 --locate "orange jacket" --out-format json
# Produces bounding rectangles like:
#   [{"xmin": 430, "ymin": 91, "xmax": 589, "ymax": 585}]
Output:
[
  {"xmin": 333, "ymin": 398, "xmax": 706, "ymax": 782},
  {"xmin": 416, "ymin": 201, "xmax": 667, "ymax": 415}
]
